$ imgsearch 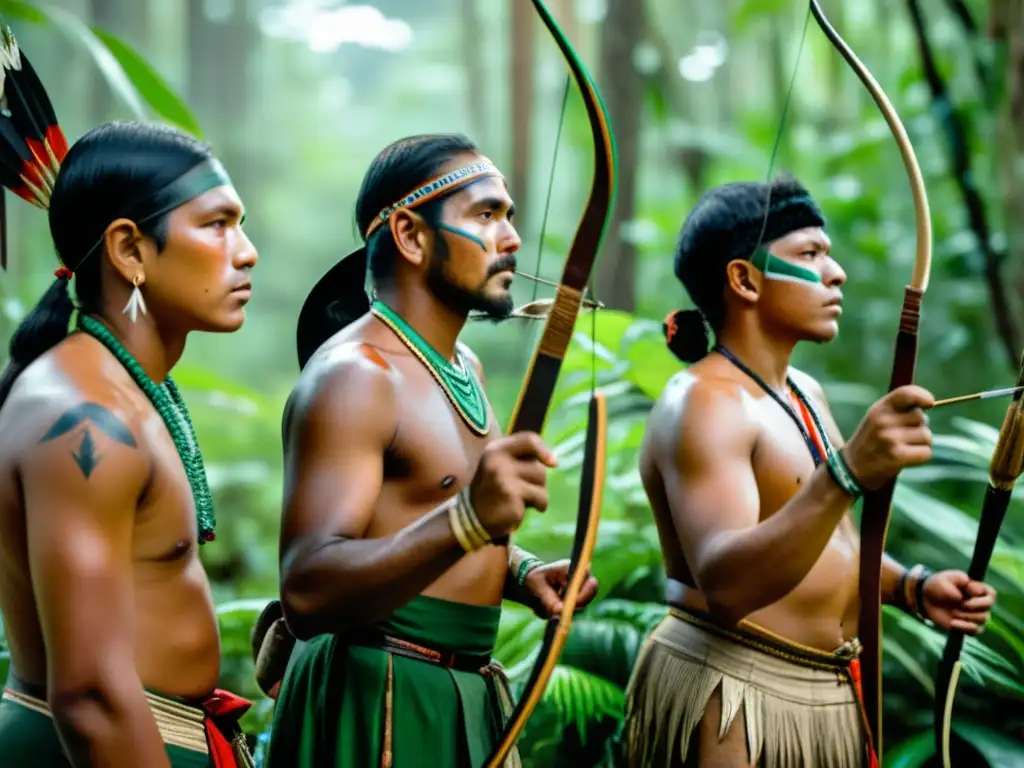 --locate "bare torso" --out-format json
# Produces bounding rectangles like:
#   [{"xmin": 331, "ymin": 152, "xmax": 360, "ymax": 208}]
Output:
[
  {"xmin": 640, "ymin": 354, "xmax": 860, "ymax": 651},
  {"xmin": 295, "ymin": 315, "xmax": 507, "ymax": 607},
  {"xmin": 0, "ymin": 334, "xmax": 220, "ymax": 698}
]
